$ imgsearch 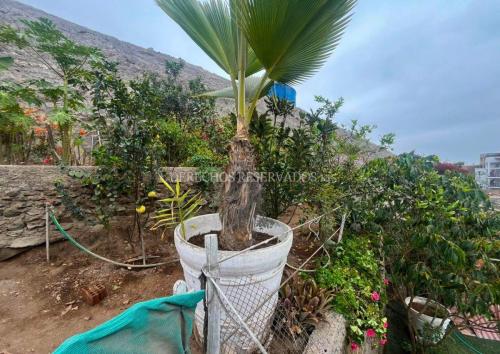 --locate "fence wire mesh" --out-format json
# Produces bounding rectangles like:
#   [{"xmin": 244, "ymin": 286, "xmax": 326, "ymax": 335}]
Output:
[
  {"xmin": 193, "ymin": 214, "xmax": 347, "ymax": 354},
  {"xmin": 215, "ymin": 274, "xmax": 331, "ymax": 354}
]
